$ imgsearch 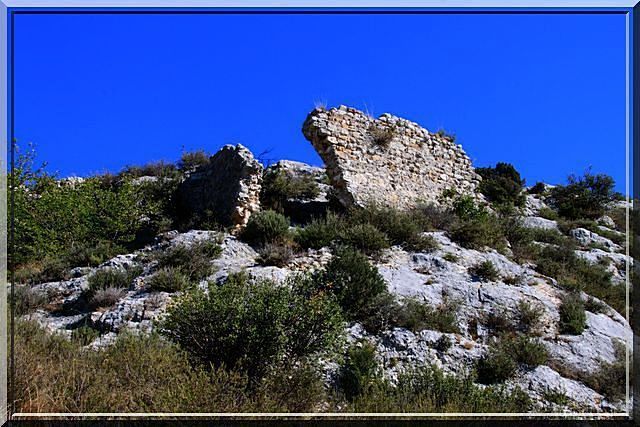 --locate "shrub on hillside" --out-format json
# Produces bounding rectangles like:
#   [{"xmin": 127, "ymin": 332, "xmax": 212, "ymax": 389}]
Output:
[
  {"xmin": 547, "ymin": 171, "xmax": 617, "ymax": 220},
  {"xmin": 147, "ymin": 267, "xmax": 190, "ymax": 293},
  {"xmin": 295, "ymin": 212, "xmax": 346, "ymax": 249},
  {"xmin": 339, "ymin": 342, "xmax": 381, "ymax": 401},
  {"xmin": 528, "ymin": 182, "xmax": 547, "ymax": 195},
  {"xmin": 178, "ymin": 149, "xmax": 211, "ymax": 172},
  {"xmin": 13, "ymin": 285, "xmax": 47, "ymax": 316},
  {"xmin": 397, "ymin": 297, "xmax": 460, "ymax": 334},
  {"xmin": 345, "ymin": 364, "xmax": 531, "ymax": 413},
  {"xmin": 516, "ymin": 300, "xmax": 545, "ymax": 334},
  {"xmin": 154, "ymin": 238, "xmax": 221, "ymax": 282},
  {"xmin": 475, "ymin": 342, "xmax": 518, "ymax": 384},
  {"xmin": 161, "ymin": 272, "xmax": 344, "ymax": 382},
  {"xmin": 240, "ymin": 210, "xmax": 290, "ymax": 246},
  {"xmin": 261, "ymin": 169, "xmax": 320, "ymax": 212},
  {"xmin": 558, "ymin": 293, "xmax": 587, "ymax": 335},
  {"xmin": 468, "ymin": 260, "xmax": 499, "ymax": 282},
  {"xmin": 476, "ymin": 162, "xmax": 525, "ymax": 207},
  {"xmin": 120, "ymin": 160, "xmax": 178, "ymax": 179},
  {"xmin": 340, "ymin": 223, "xmax": 390, "ymax": 255},
  {"xmin": 87, "ymin": 267, "xmax": 142, "ymax": 295},
  {"xmin": 257, "ymin": 241, "xmax": 296, "ymax": 267},
  {"xmin": 583, "ymin": 340, "xmax": 626, "ymax": 401},
  {"xmin": 314, "ymin": 247, "xmax": 387, "ymax": 323}
]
